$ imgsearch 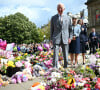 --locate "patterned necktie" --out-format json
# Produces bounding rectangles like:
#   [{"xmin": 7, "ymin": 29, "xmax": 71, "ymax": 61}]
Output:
[{"xmin": 60, "ymin": 15, "xmax": 63, "ymax": 24}]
